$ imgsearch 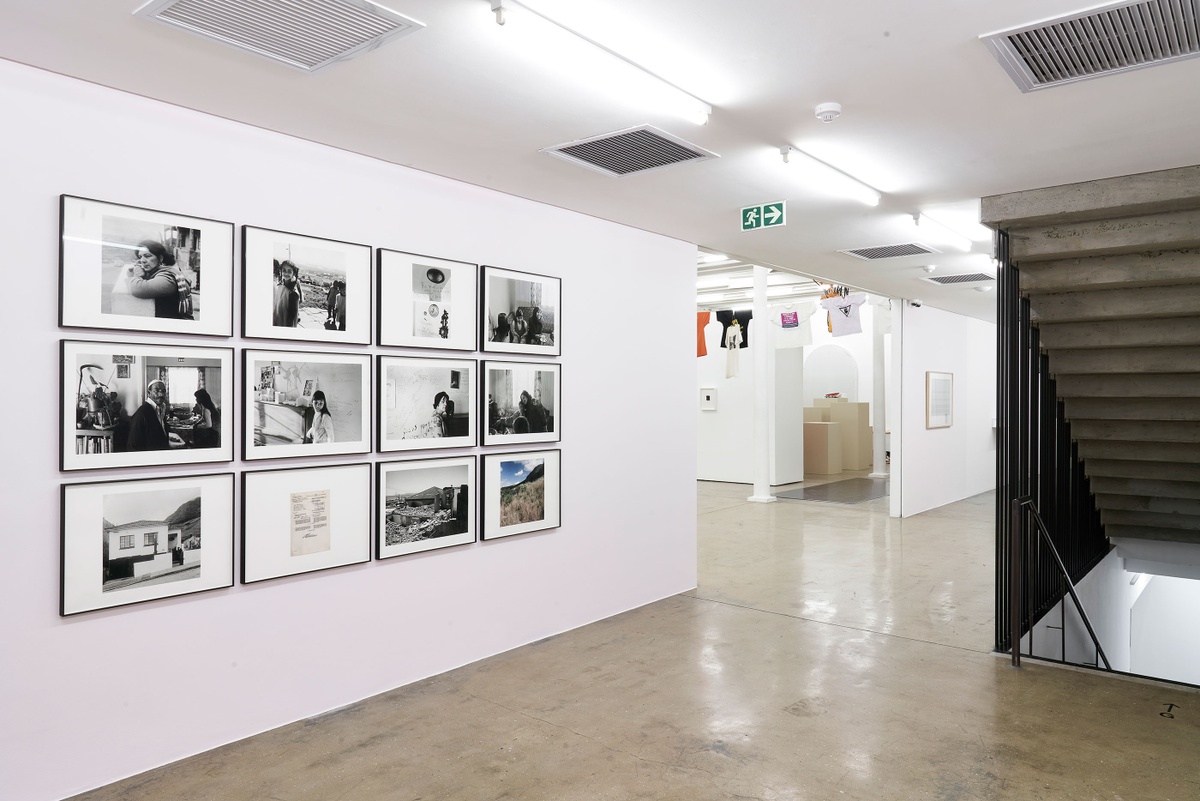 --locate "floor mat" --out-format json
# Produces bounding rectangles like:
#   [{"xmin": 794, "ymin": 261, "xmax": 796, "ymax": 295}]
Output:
[{"xmin": 776, "ymin": 477, "xmax": 889, "ymax": 504}]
